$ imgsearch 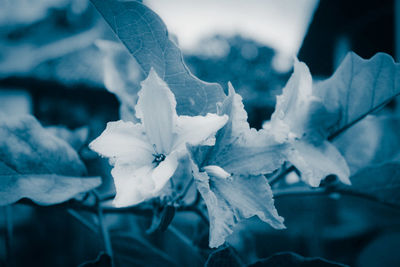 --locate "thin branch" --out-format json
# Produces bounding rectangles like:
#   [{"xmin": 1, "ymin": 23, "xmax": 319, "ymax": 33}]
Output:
[
  {"xmin": 273, "ymin": 186, "xmax": 400, "ymax": 211},
  {"xmin": 3, "ymin": 206, "xmax": 13, "ymax": 267},
  {"xmin": 93, "ymin": 191, "xmax": 114, "ymax": 261},
  {"xmin": 67, "ymin": 209, "xmax": 98, "ymax": 234}
]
